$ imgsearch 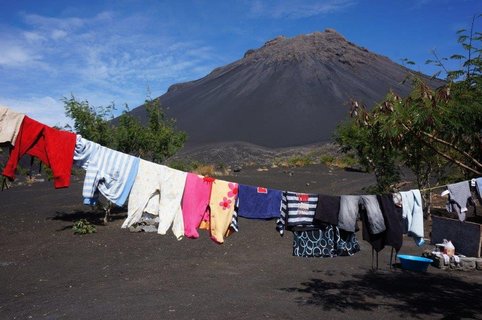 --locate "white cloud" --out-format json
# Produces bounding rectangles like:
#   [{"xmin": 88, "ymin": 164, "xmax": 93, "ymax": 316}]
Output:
[
  {"xmin": 0, "ymin": 10, "xmax": 221, "ymax": 125},
  {"xmin": 0, "ymin": 45, "xmax": 33, "ymax": 67},
  {"xmin": 249, "ymin": 0, "xmax": 356, "ymax": 19},
  {"xmin": 51, "ymin": 29, "xmax": 68, "ymax": 40},
  {"xmin": 23, "ymin": 31, "xmax": 46, "ymax": 43},
  {"xmin": 0, "ymin": 96, "xmax": 70, "ymax": 128},
  {"xmin": 22, "ymin": 13, "xmax": 87, "ymax": 31}
]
